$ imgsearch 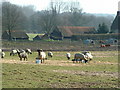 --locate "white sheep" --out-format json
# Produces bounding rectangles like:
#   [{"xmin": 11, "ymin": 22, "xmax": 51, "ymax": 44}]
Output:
[
  {"xmin": 1, "ymin": 52, "xmax": 5, "ymax": 58},
  {"xmin": 0, "ymin": 49, "xmax": 5, "ymax": 58},
  {"xmin": 66, "ymin": 53, "xmax": 71, "ymax": 60},
  {"xmin": 48, "ymin": 51, "xmax": 53, "ymax": 58},
  {"xmin": 0, "ymin": 49, "xmax": 2, "ymax": 53},
  {"xmin": 17, "ymin": 51, "xmax": 28, "ymax": 61},
  {"xmin": 19, "ymin": 49, "xmax": 25, "ymax": 53},
  {"xmin": 73, "ymin": 51, "xmax": 93, "ymax": 63},
  {"xmin": 37, "ymin": 49, "xmax": 46, "ymax": 63},
  {"xmin": 10, "ymin": 49, "xmax": 19, "ymax": 56}
]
